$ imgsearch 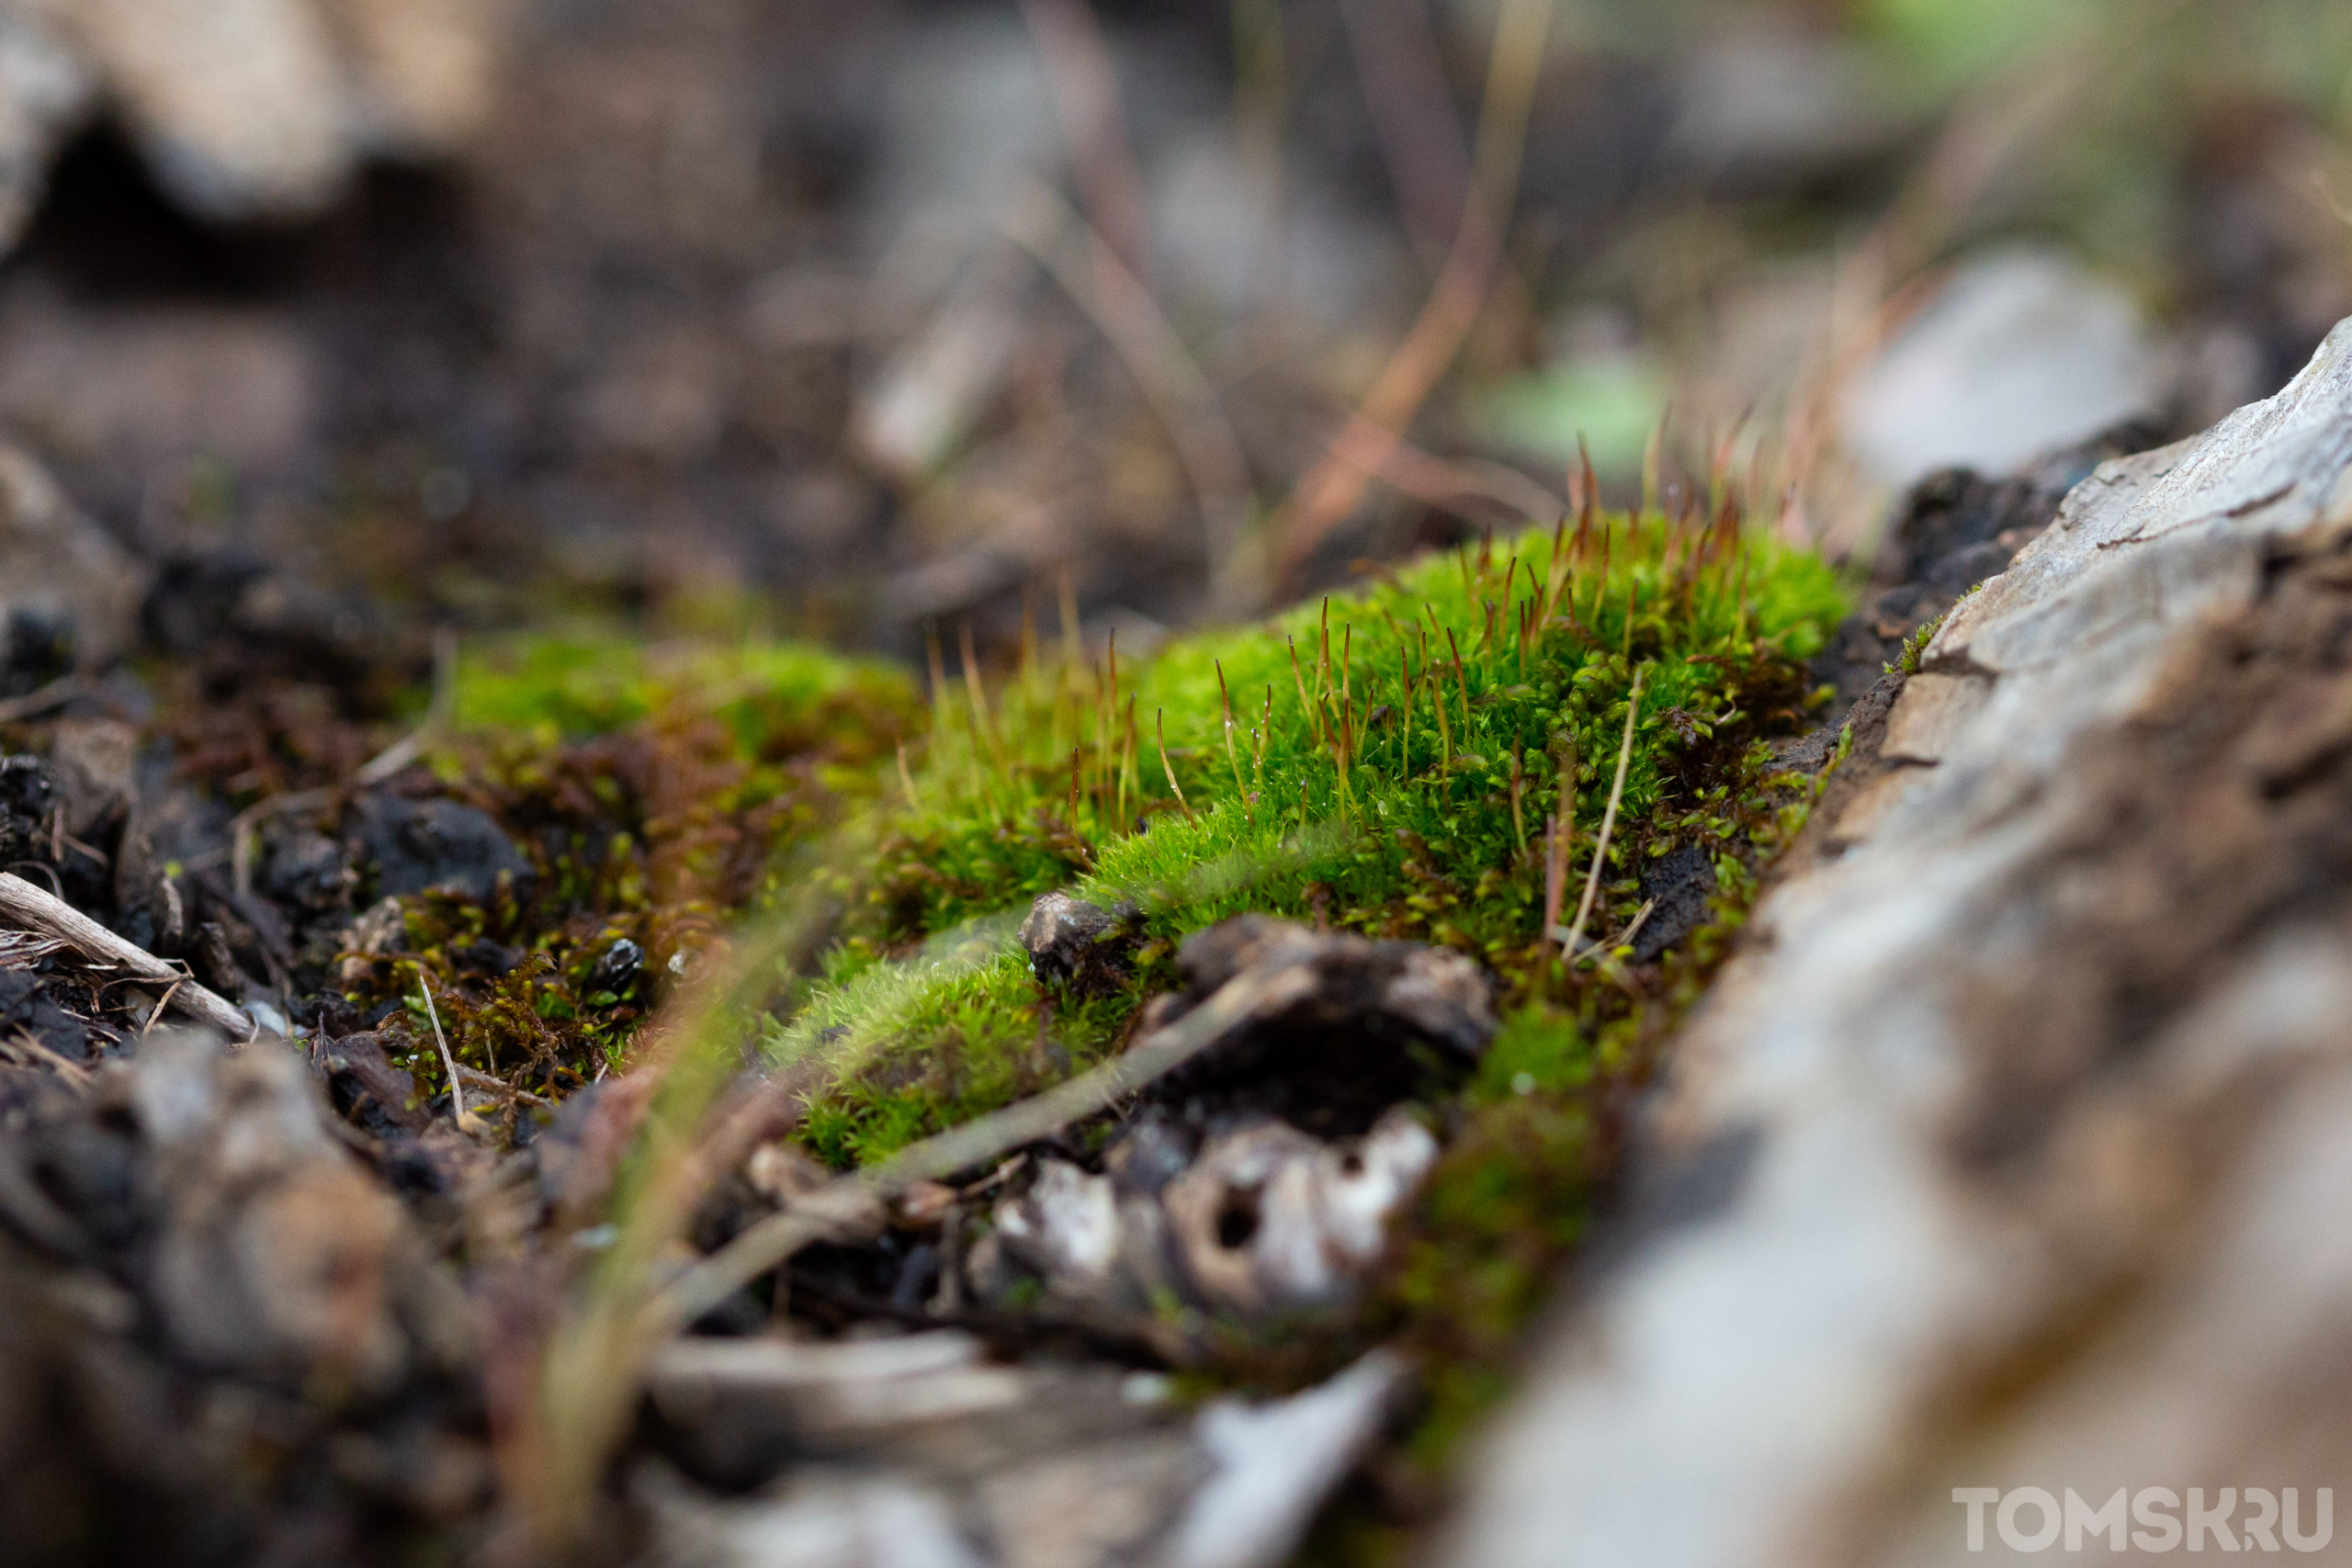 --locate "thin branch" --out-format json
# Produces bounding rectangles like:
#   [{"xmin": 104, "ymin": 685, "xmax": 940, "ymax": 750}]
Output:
[
  {"xmin": 1015, "ymin": 0, "xmax": 1155, "ymax": 292},
  {"xmin": 1329, "ymin": 420, "xmax": 1565, "ymax": 535},
  {"xmin": 0, "ymin": 674, "xmax": 92, "ymax": 726},
  {"xmin": 0, "ymin": 872, "xmax": 252, "ymax": 1040},
  {"xmin": 1339, "ymin": 0, "xmax": 1471, "ymax": 272},
  {"xmin": 1003, "ymin": 181, "xmax": 1257, "ymax": 606},
  {"xmin": 457, "ymin": 1063, "xmax": 553, "ymax": 1109}
]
